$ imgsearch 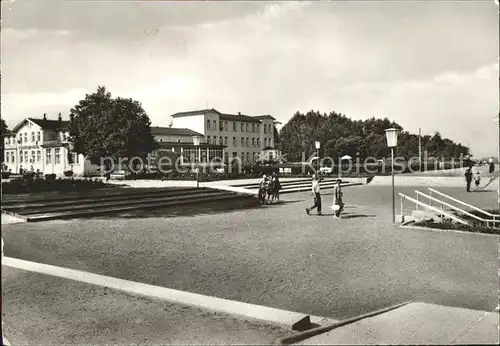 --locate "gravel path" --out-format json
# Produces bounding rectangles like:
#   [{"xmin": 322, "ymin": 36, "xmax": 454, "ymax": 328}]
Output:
[
  {"xmin": 2, "ymin": 185, "xmax": 497, "ymax": 321},
  {"xmin": 1, "ymin": 267, "xmax": 287, "ymax": 344}
]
